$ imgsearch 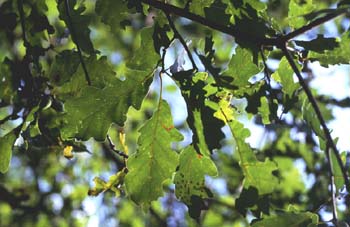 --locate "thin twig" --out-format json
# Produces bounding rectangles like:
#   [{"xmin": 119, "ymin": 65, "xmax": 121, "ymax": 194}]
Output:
[
  {"xmin": 282, "ymin": 45, "xmax": 350, "ymax": 193},
  {"xmin": 106, "ymin": 135, "xmax": 129, "ymax": 159},
  {"xmin": 283, "ymin": 9, "xmax": 347, "ymax": 41},
  {"xmin": 165, "ymin": 13, "xmax": 198, "ymax": 71},
  {"xmin": 141, "ymin": 0, "xmax": 276, "ymax": 46},
  {"xmin": 141, "ymin": 0, "xmax": 347, "ymax": 48},
  {"xmin": 161, "ymin": 47, "xmax": 167, "ymax": 73},
  {"xmin": 17, "ymin": 0, "xmax": 29, "ymax": 48},
  {"xmin": 325, "ymin": 143, "xmax": 338, "ymax": 225},
  {"xmin": 260, "ymin": 48, "xmax": 271, "ymax": 84},
  {"xmin": 63, "ymin": 0, "xmax": 91, "ymax": 86},
  {"xmin": 317, "ymin": 96, "xmax": 350, "ymax": 108}
]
